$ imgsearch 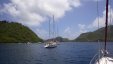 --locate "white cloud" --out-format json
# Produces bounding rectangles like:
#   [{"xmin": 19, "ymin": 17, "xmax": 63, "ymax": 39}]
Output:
[
  {"xmin": 63, "ymin": 27, "xmax": 72, "ymax": 38},
  {"xmin": 80, "ymin": 6, "xmax": 113, "ymax": 34},
  {"xmin": 34, "ymin": 28, "xmax": 48, "ymax": 39},
  {"xmin": 1, "ymin": 0, "xmax": 81, "ymax": 26},
  {"xmin": 64, "ymin": 27, "xmax": 71, "ymax": 33},
  {"xmin": 81, "ymin": 0, "xmax": 103, "ymax": 2},
  {"xmin": 78, "ymin": 24, "xmax": 87, "ymax": 33},
  {"xmin": 92, "ymin": 6, "xmax": 113, "ymax": 28},
  {"xmin": 92, "ymin": 16, "xmax": 105, "ymax": 28},
  {"xmin": 63, "ymin": 27, "xmax": 78, "ymax": 40}
]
